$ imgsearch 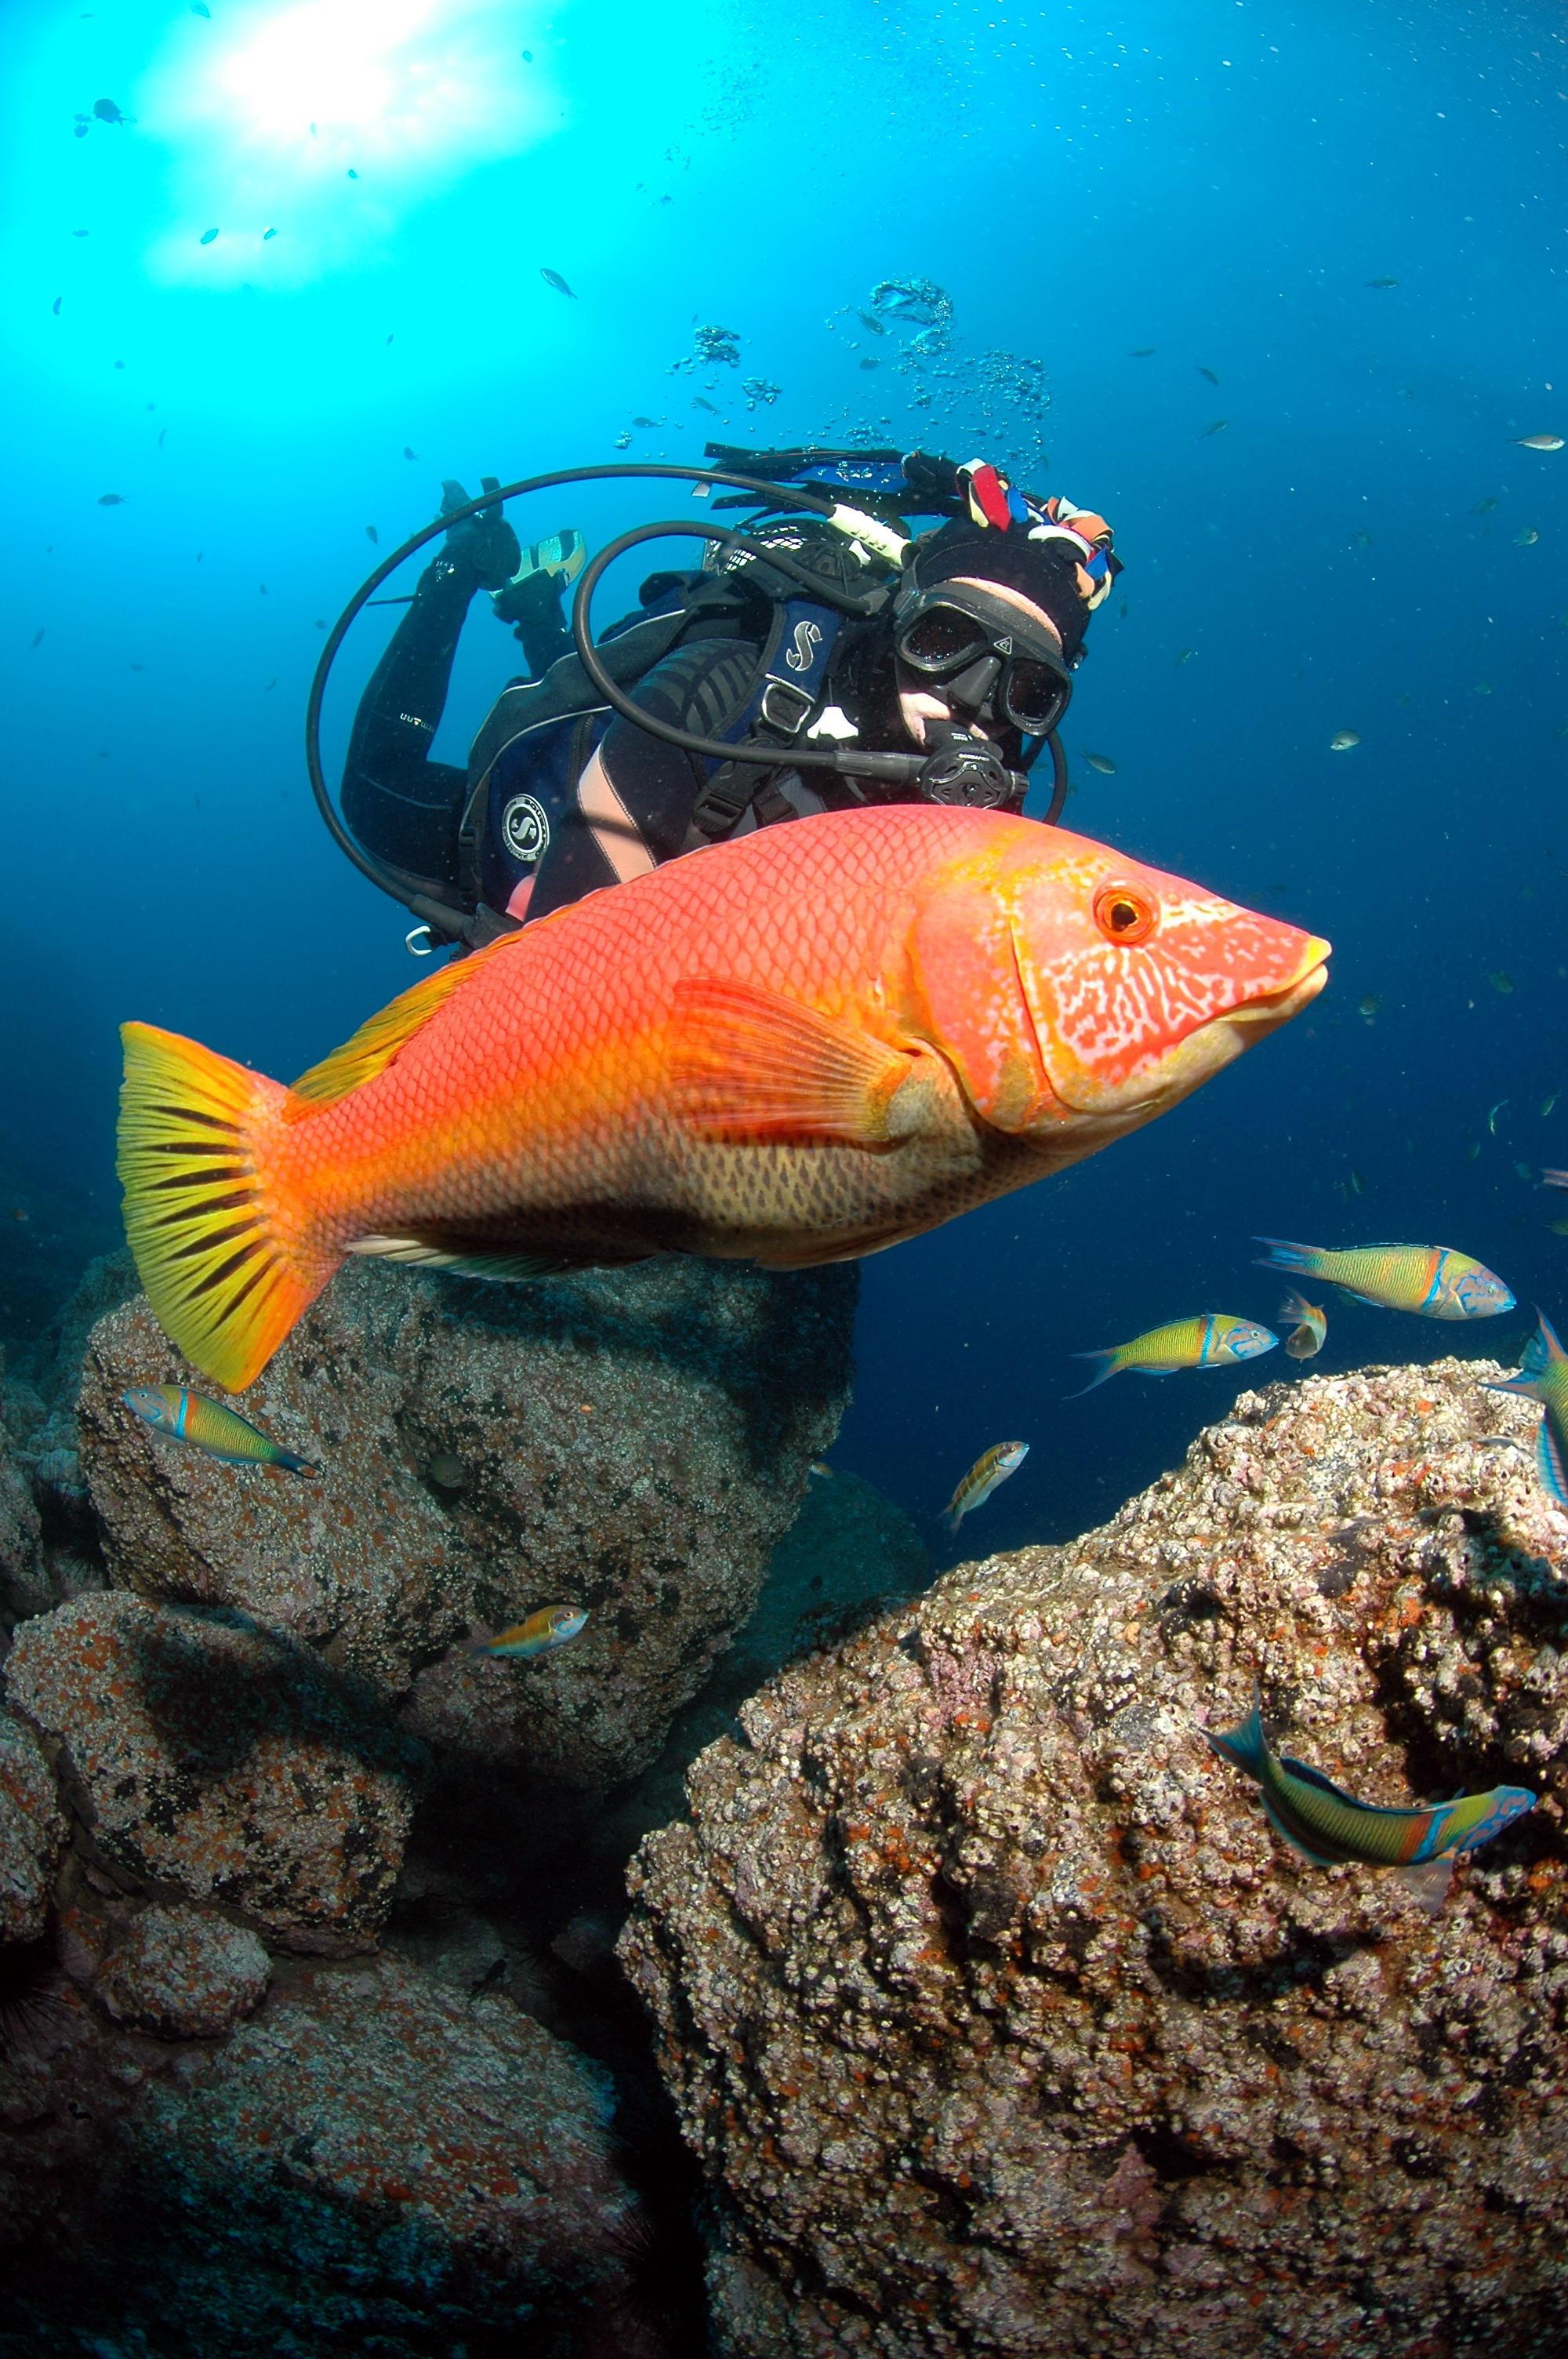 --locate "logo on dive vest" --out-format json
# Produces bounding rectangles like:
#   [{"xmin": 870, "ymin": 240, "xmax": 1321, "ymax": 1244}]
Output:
[
  {"xmin": 500, "ymin": 794, "xmax": 550, "ymax": 865},
  {"xmin": 785, "ymin": 618, "xmax": 824, "ymax": 673},
  {"xmin": 996, "ymin": 635, "xmax": 1014, "ymax": 655}
]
